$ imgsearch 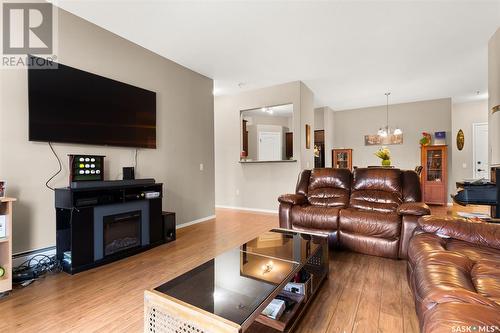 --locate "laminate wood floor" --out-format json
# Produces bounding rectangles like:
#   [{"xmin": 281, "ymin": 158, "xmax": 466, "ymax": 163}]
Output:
[{"xmin": 1, "ymin": 206, "xmax": 468, "ymax": 333}]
